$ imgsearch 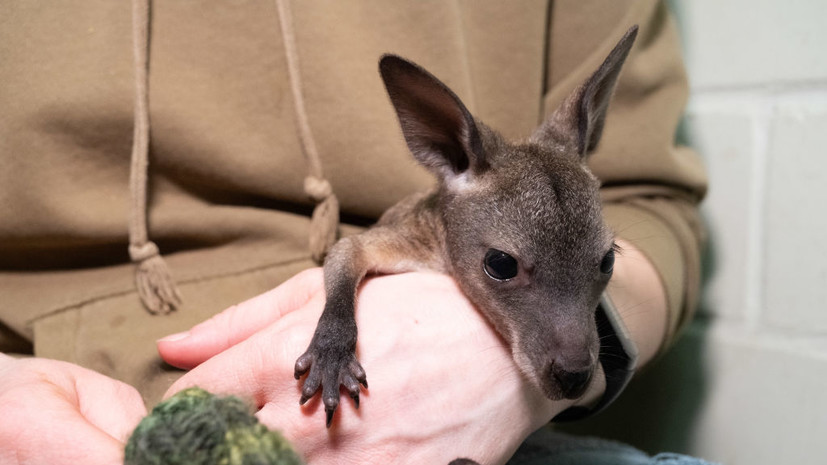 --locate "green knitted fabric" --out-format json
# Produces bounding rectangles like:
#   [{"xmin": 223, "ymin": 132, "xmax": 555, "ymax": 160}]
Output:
[{"xmin": 125, "ymin": 387, "xmax": 304, "ymax": 465}]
